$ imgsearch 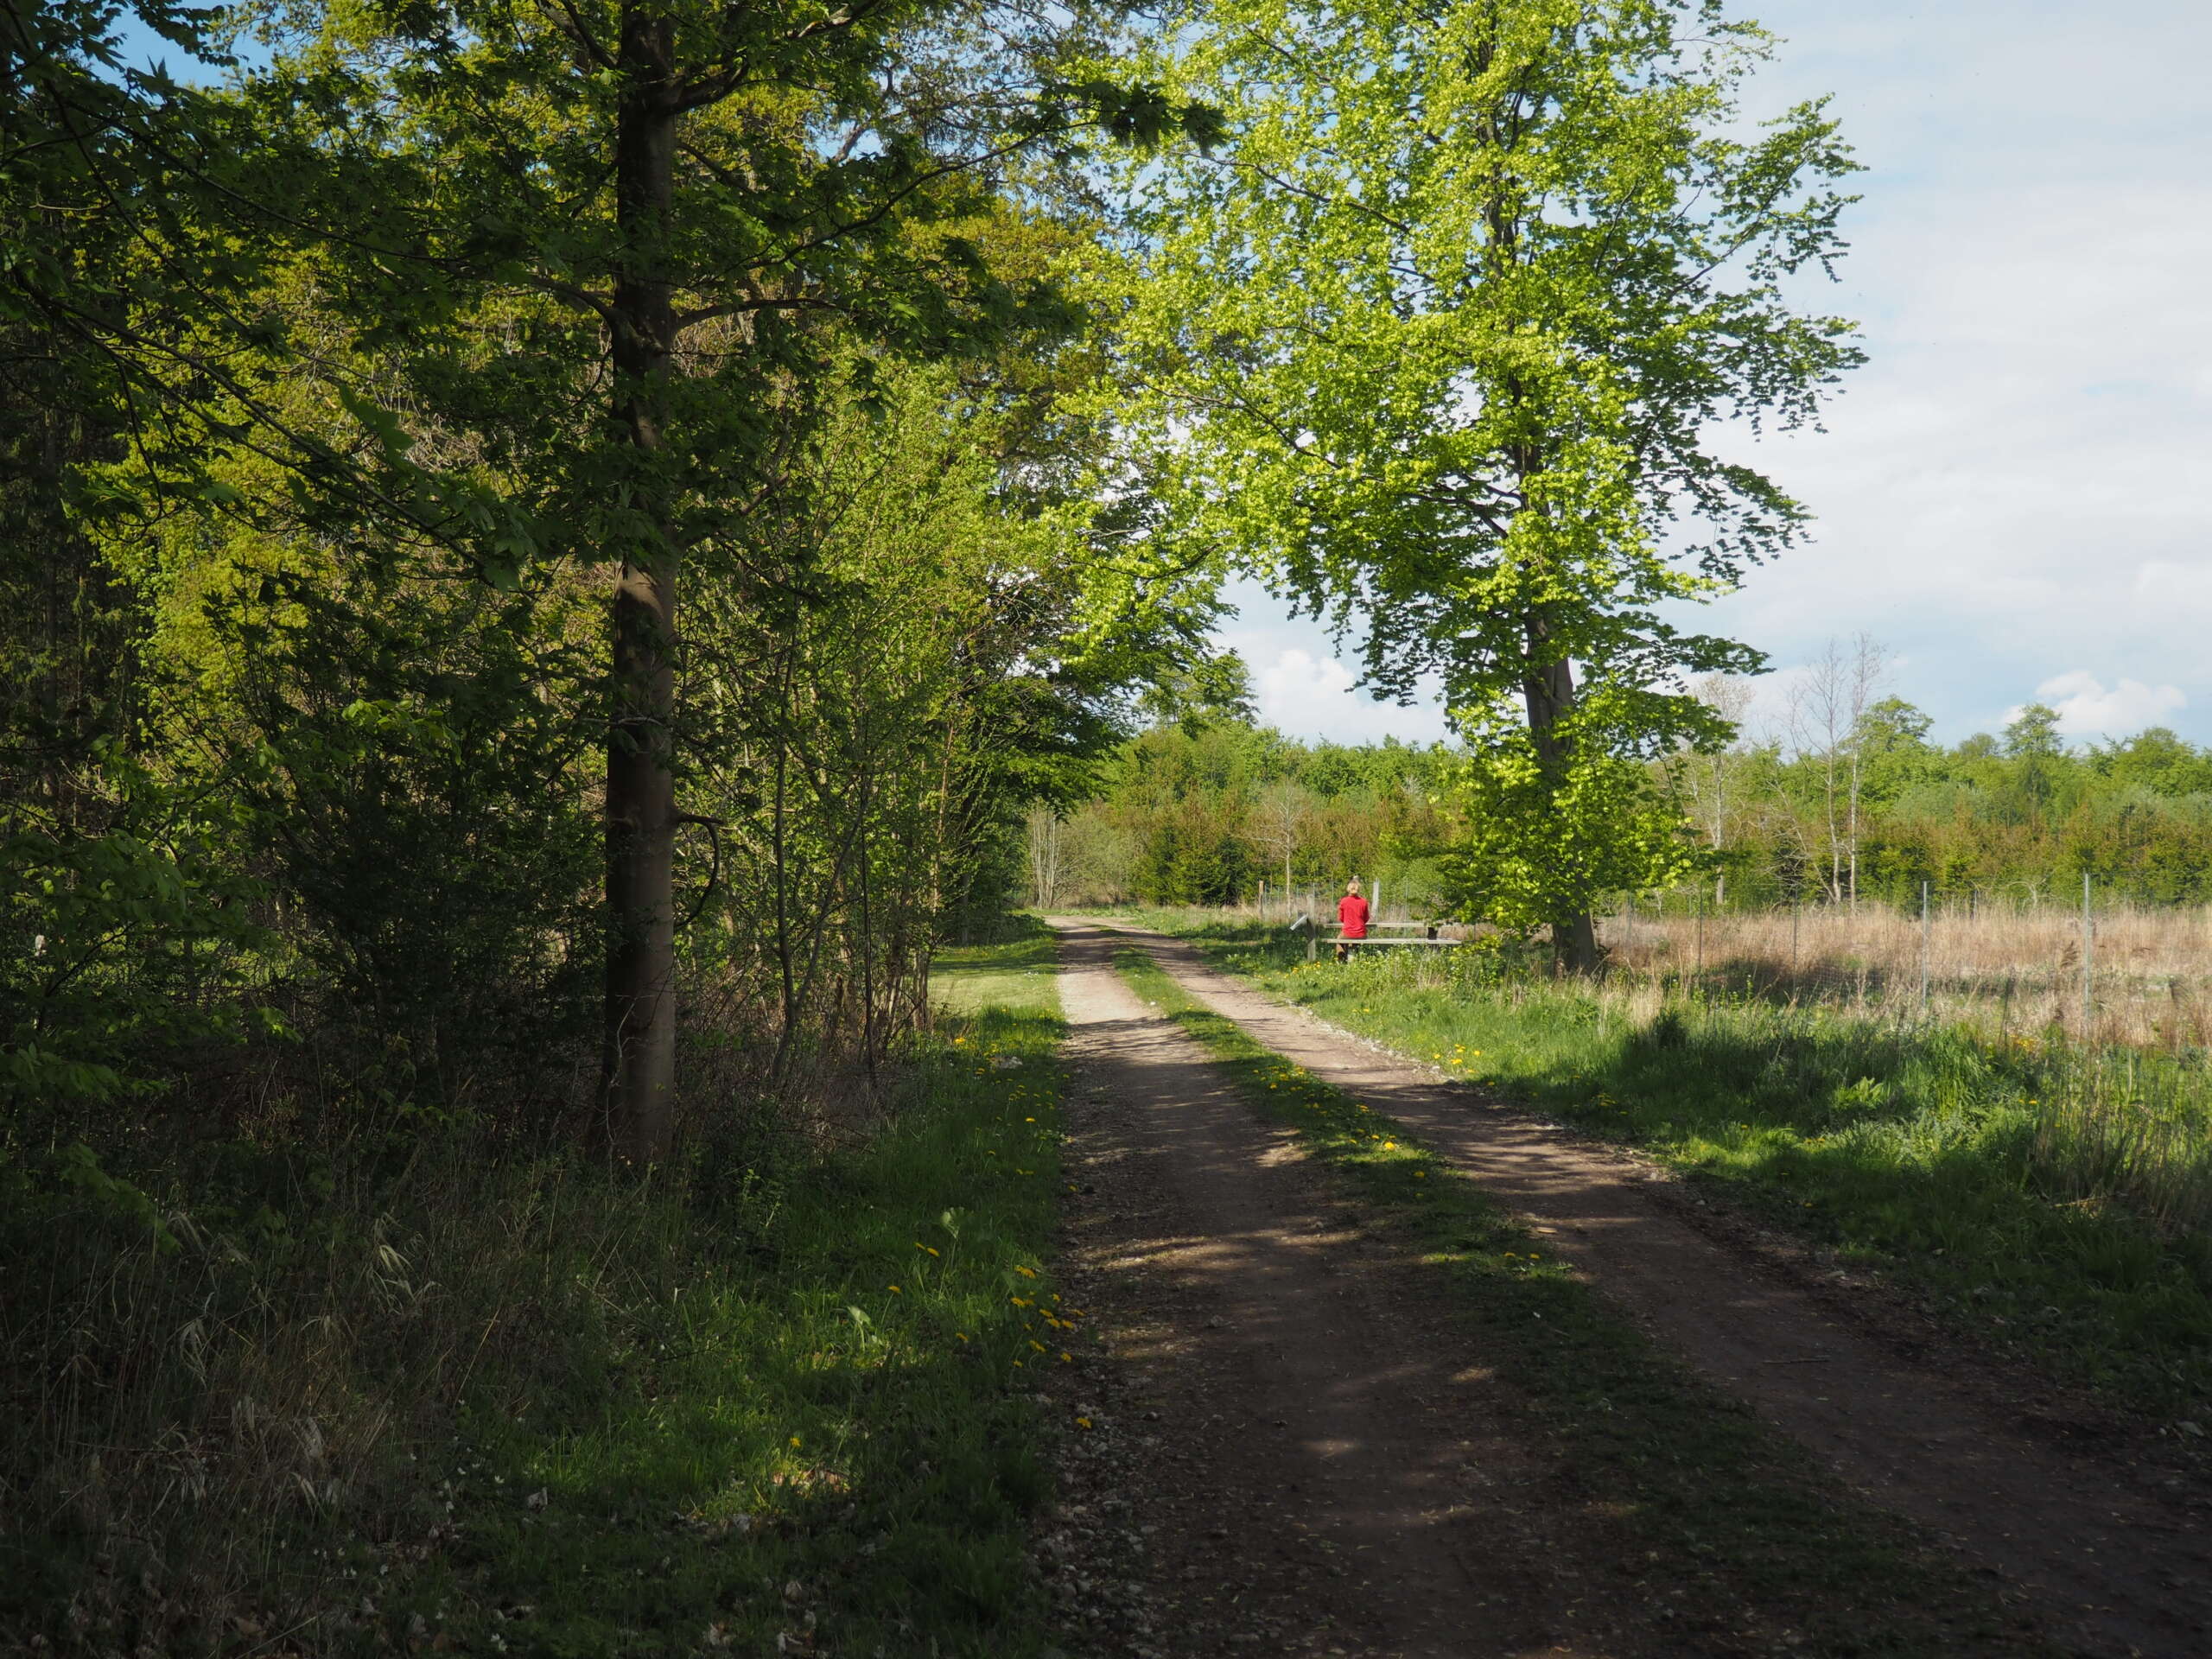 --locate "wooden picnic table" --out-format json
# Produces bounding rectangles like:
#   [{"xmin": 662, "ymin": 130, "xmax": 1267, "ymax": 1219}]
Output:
[{"xmin": 1305, "ymin": 928, "xmax": 1464, "ymax": 961}]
